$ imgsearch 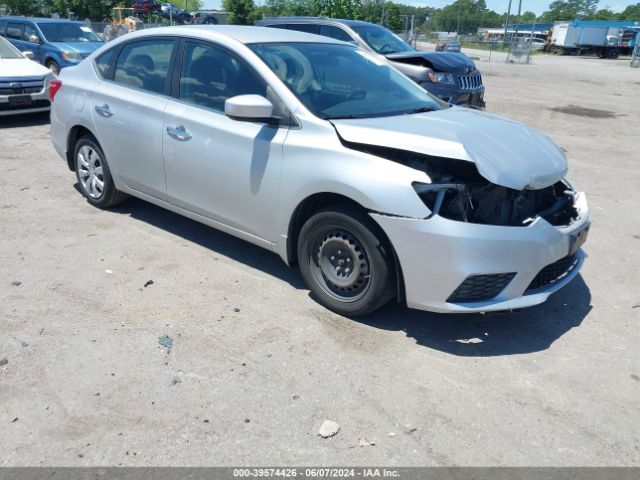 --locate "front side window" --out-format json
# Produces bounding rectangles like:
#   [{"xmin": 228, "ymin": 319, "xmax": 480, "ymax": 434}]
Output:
[
  {"xmin": 37, "ymin": 22, "xmax": 102, "ymax": 43},
  {"xmin": 114, "ymin": 39, "xmax": 175, "ymax": 94},
  {"xmin": 23, "ymin": 24, "xmax": 39, "ymax": 42},
  {"xmin": 286, "ymin": 24, "xmax": 319, "ymax": 34},
  {"xmin": 6, "ymin": 23, "xmax": 23, "ymax": 40},
  {"xmin": 178, "ymin": 41, "xmax": 266, "ymax": 112},
  {"xmin": 319, "ymin": 25, "xmax": 356, "ymax": 44},
  {"xmin": 351, "ymin": 24, "xmax": 414, "ymax": 55},
  {"xmin": 250, "ymin": 43, "xmax": 441, "ymax": 120}
]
